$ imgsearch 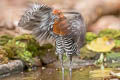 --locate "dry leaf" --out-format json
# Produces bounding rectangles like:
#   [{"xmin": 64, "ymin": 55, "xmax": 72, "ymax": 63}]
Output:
[{"xmin": 86, "ymin": 36, "xmax": 115, "ymax": 52}]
